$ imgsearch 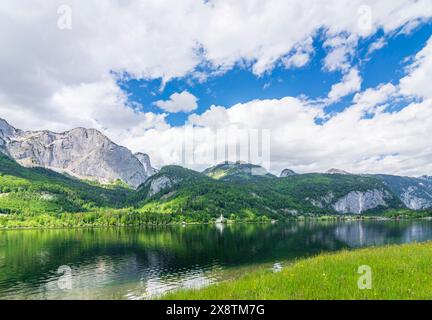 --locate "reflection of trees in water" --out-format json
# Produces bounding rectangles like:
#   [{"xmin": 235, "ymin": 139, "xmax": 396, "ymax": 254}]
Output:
[{"xmin": 1, "ymin": 220, "xmax": 432, "ymax": 297}]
